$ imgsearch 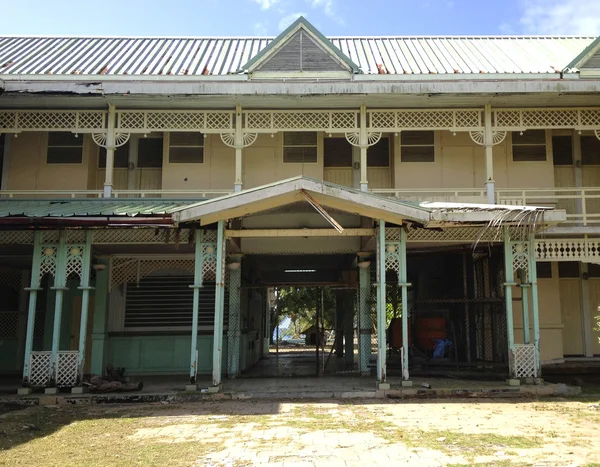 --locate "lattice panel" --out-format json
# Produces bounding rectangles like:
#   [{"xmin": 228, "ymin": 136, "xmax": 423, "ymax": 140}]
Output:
[
  {"xmin": 0, "ymin": 270, "xmax": 22, "ymax": 292},
  {"xmin": 39, "ymin": 245, "xmax": 58, "ymax": 279},
  {"xmin": 29, "ymin": 351, "xmax": 51, "ymax": 387},
  {"xmin": 110, "ymin": 258, "xmax": 138, "ymax": 289},
  {"xmin": 368, "ymin": 109, "xmax": 482, "ymax": 131},
  {"xmin": 494, "ymin": 108, "xmax": 600, "ymax": 130},
  {"xmin": 385, "ymin": 244, "xmax": 401, "ymax": 274},
  {"xmin": 0, "ymin": 111, "xmax": 105, "ymax": 132},
  {"xmin": 511, "ymin": 242, "xmax": 530, "ymax": 274},
  {"xmin": 407, "ymin": 227, "xmax": 498, "ymax": 242},
  {"xmin": 512, "ymin": 344, "xmax": 537, "ymax": 378},
  {"xmin": 67, "ymin": 231, "xmax": 86, "ymax": 243},
  {"xmin": 116, "ymin": 111, "xmax": 234, "ymax": 132},
  {"xmin": 227, "ymin": 268, "xmax": 242, "ymax": 374},
  {"xmin": 0, "ymin": 231, "xmax": 33, "ymax": 244},
  {"xmin": 385, "ymin": 228, "xmax": 401, "ymax": 241},
  {"xmin": 110, "ymin": 257, "xmax": 197, "ymax": 288},
  {"xmin": 202, "ymin": 244, "xmax": 218, "ymax": 281},
  {"xmin": 244, "ymin": 111, "xmax": 358, "ymax": 132},
  {"xmin": 138, "ymin": 259, "xmax": 194, "ymax": 281},
  {"xmin": 56, "ymin": 351, "xmax": 79, "ymax": 387},
  {"xmin": 93, "ymin": 229, "xmax": 193, "ymax": 244},
  {"xmin": 65, "ymin": 244, "xmax": 85, "ymax": 279},
  {"xmin": 0, "ymin": 311, "xmax": 19, "ymax": 338},
  {"xmin": 41, "ymin": 231, "xmax": 60, "ymax": 243},
  {"xmin": 580, "ymin": 109, "xmax": 600, "ymax": 127},
  {"xmin": 203, "ymin": 230, "xmax": 218, "ymax": 243}
]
